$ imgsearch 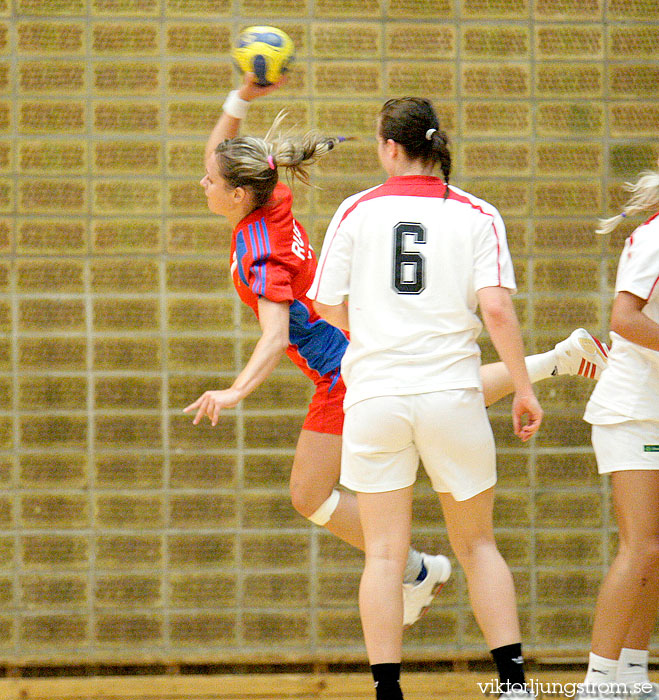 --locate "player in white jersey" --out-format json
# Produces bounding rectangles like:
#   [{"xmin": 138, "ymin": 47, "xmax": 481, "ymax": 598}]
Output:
[
  {"xmin": 577, "ymin": 163, "xmax": 659, "ymax": 700},
  {"xmin": 309, "ymin": 97, "xmax": 542, "ymax": 700}
]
